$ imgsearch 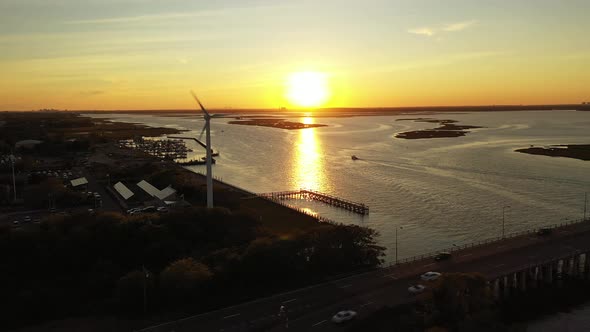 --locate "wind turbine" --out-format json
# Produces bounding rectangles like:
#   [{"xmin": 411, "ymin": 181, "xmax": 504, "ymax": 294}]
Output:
[{"xmin": 191, "ymin": 91, "xmax": 223, "ymax": 208}]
